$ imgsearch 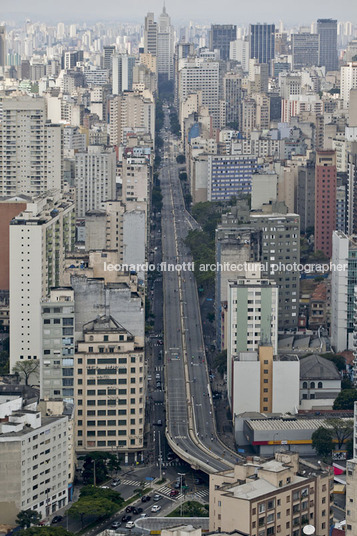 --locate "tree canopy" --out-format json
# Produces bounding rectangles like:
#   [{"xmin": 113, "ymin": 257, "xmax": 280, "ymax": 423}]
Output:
[
  {"xmin": 16, "ymin": 509, "xmax": 41, "ymax": 529},
  {"xmin": 19, "ymin": 528, "xmax": 74, "ymax": 536},
  {"xmin": 81, "ymin": 451, "xmax": 121, "ymax": 485},
  {"xmin": 326, "ymin": 418, "xmax": 353, "ymax": 449},
  {"xmin": 333, "ymin": 389, "xmax": 357, "ymax": 410},
  {"xmin": 311, "ymin": 427, "xmax": 334, "ymax": 458},
  {"xmin": 67, "ymin": 497, "xmax": 117, "ymax": 528},
  {"xmin": 12, "ymin": 360, "xmax": 39, "ymax": 385}
]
